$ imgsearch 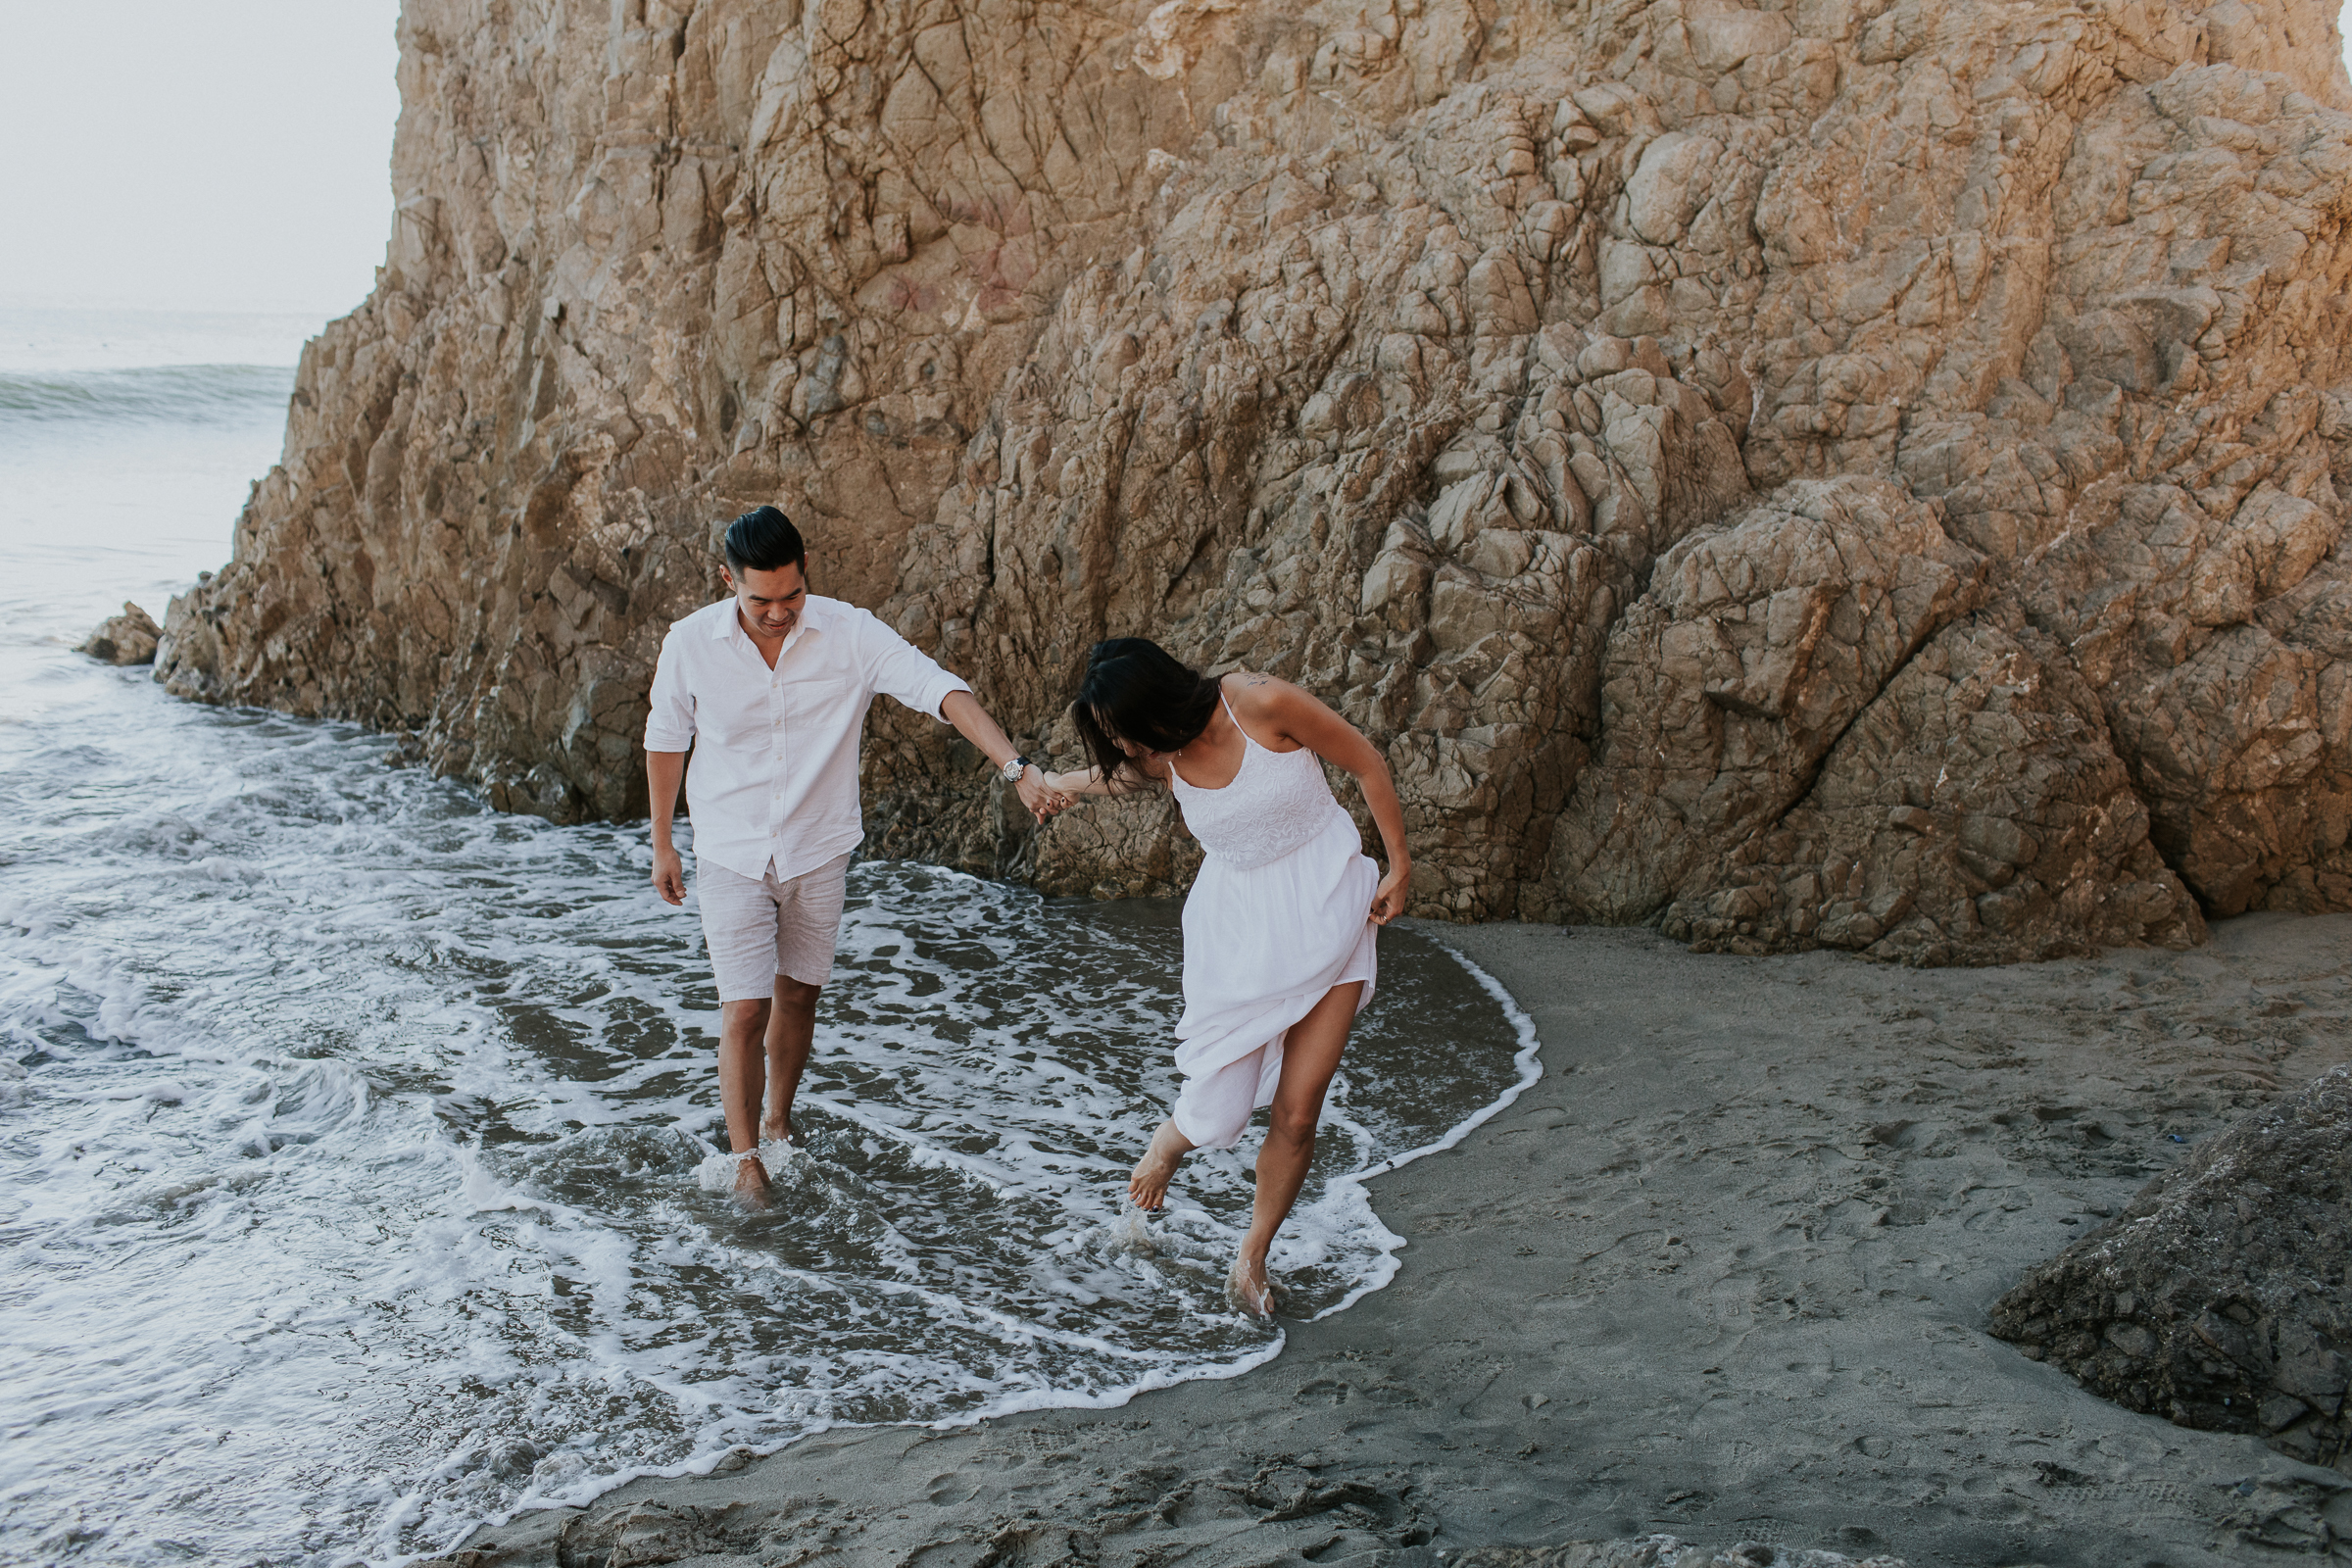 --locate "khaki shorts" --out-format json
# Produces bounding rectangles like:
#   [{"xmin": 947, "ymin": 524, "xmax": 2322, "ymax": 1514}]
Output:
[{"xmin": 696, "ymin": 851, "xmax": 852, "ymax": 1001}]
